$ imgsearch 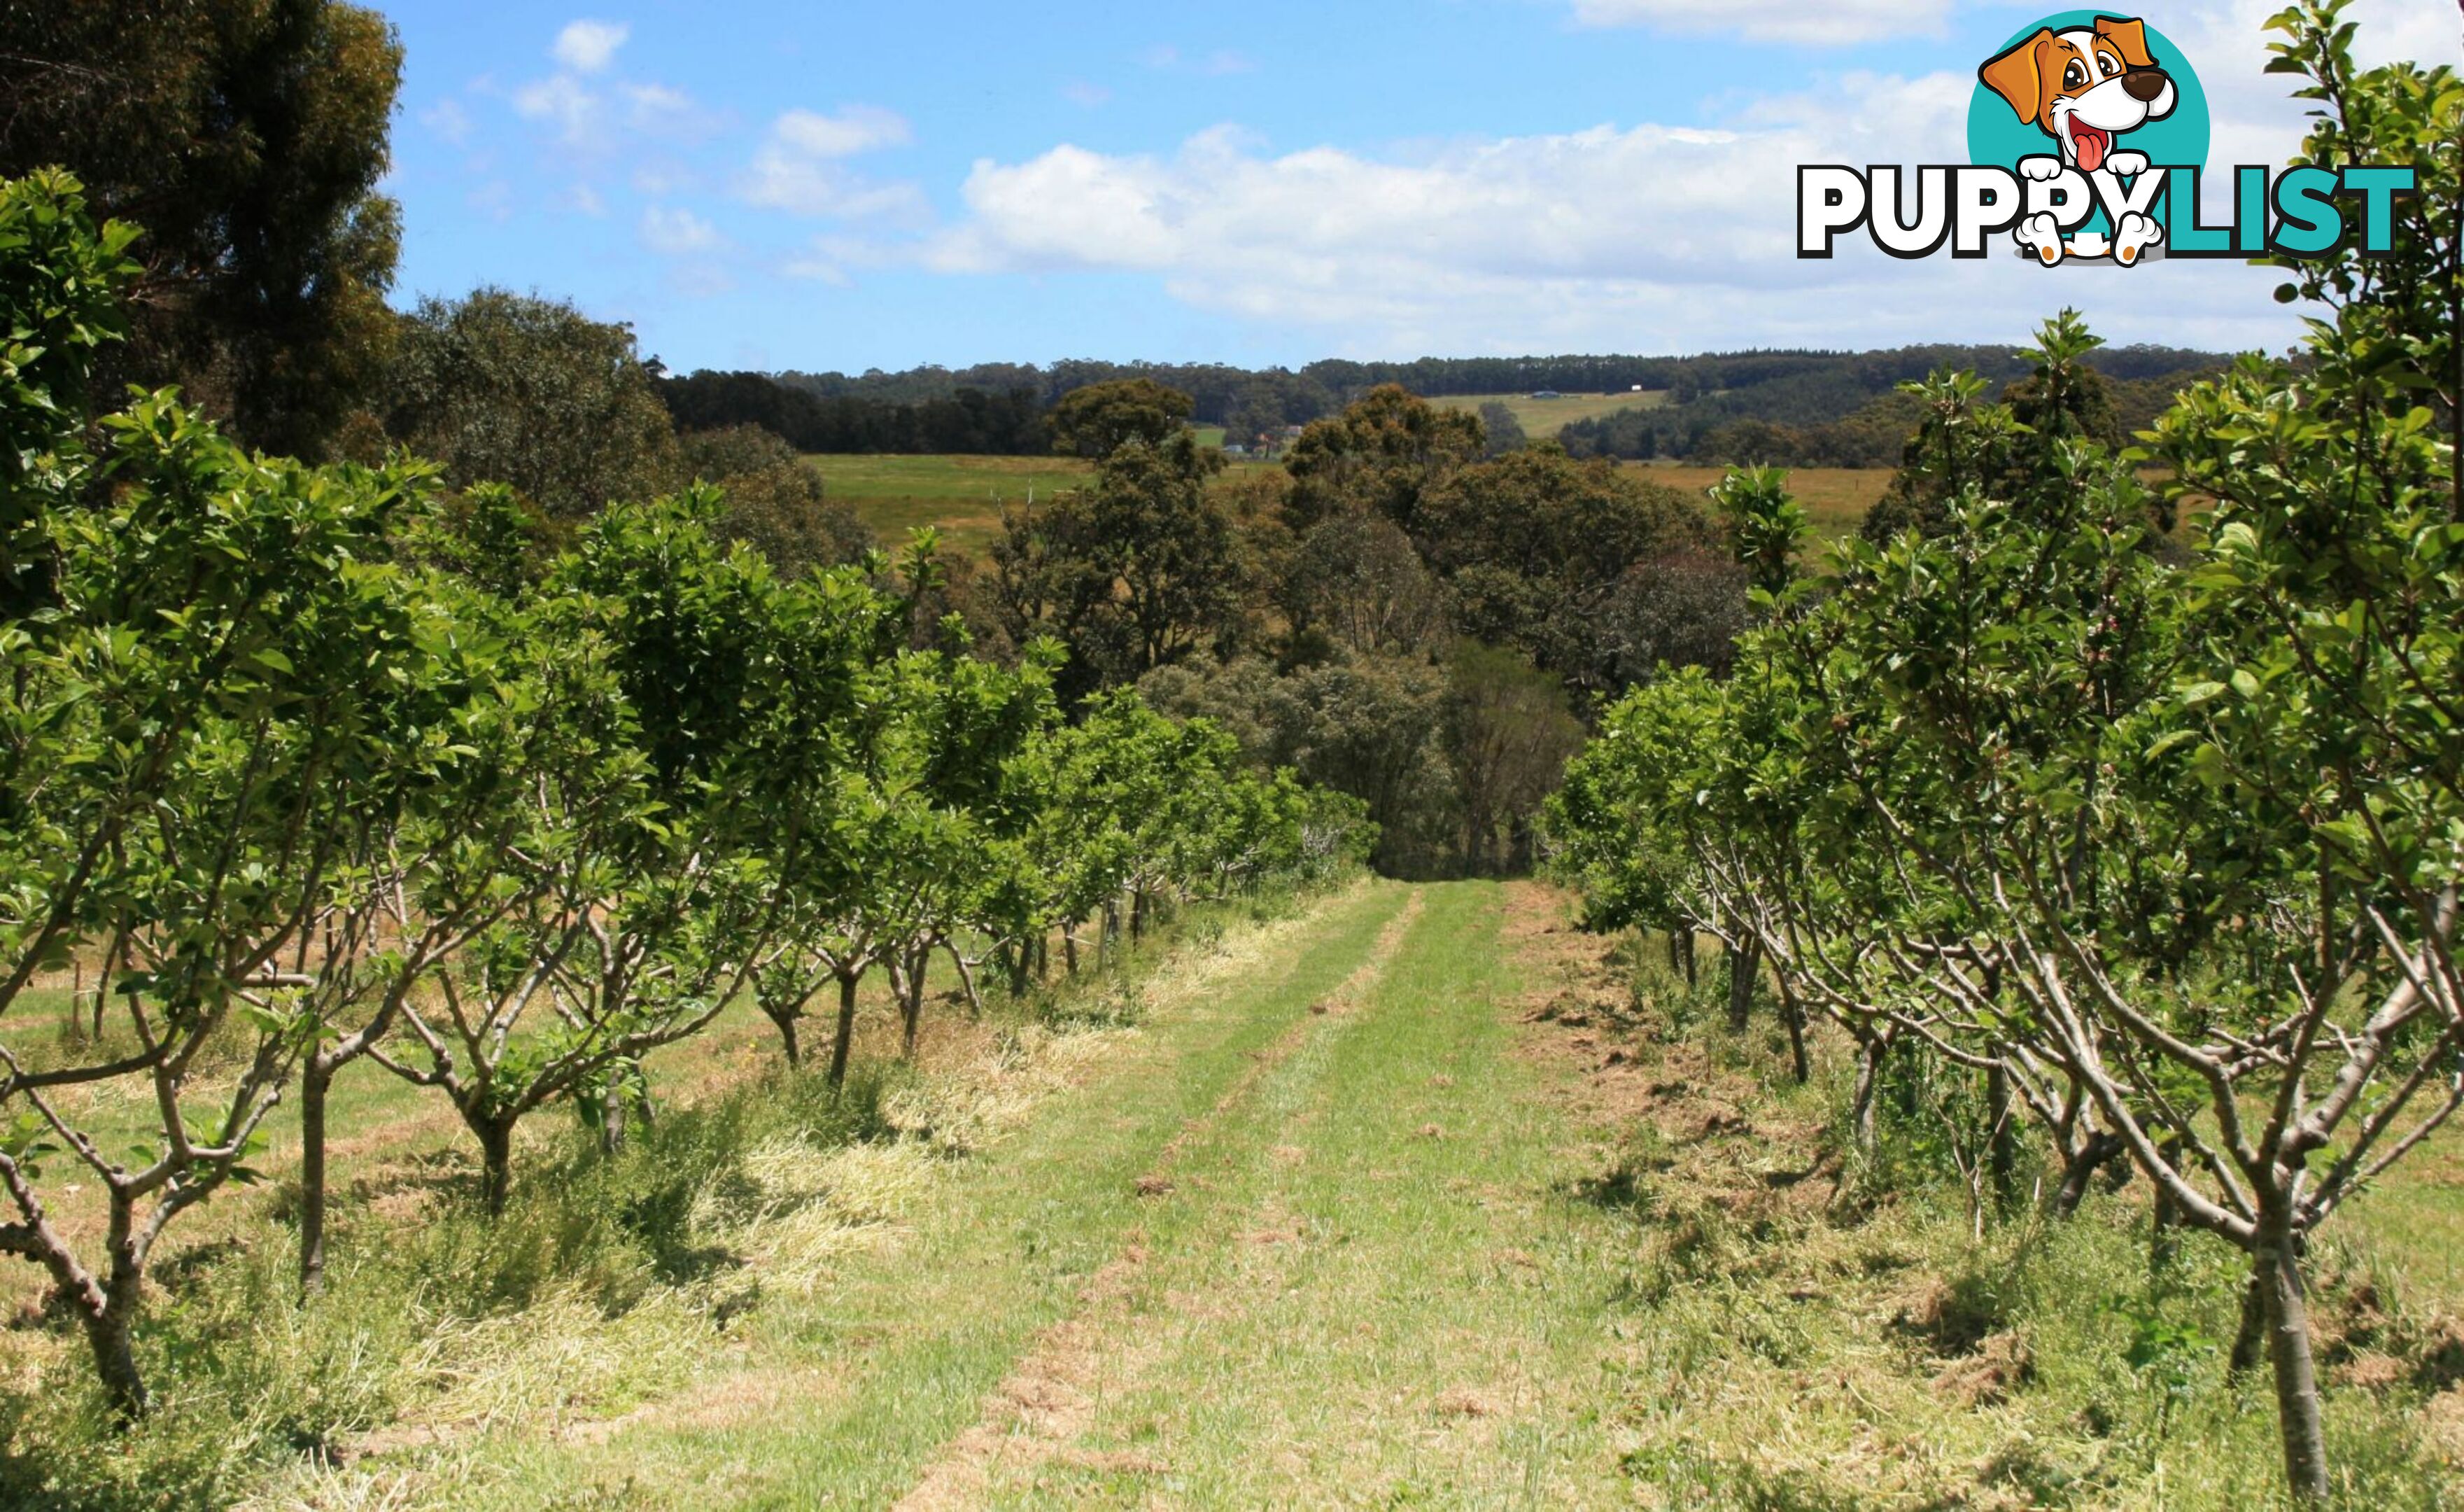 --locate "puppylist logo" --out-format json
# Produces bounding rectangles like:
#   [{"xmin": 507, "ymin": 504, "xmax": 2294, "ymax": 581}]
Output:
[{"xmin": 1798, "ymin": 11, "xmax": 2416, "ymax": 267}]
